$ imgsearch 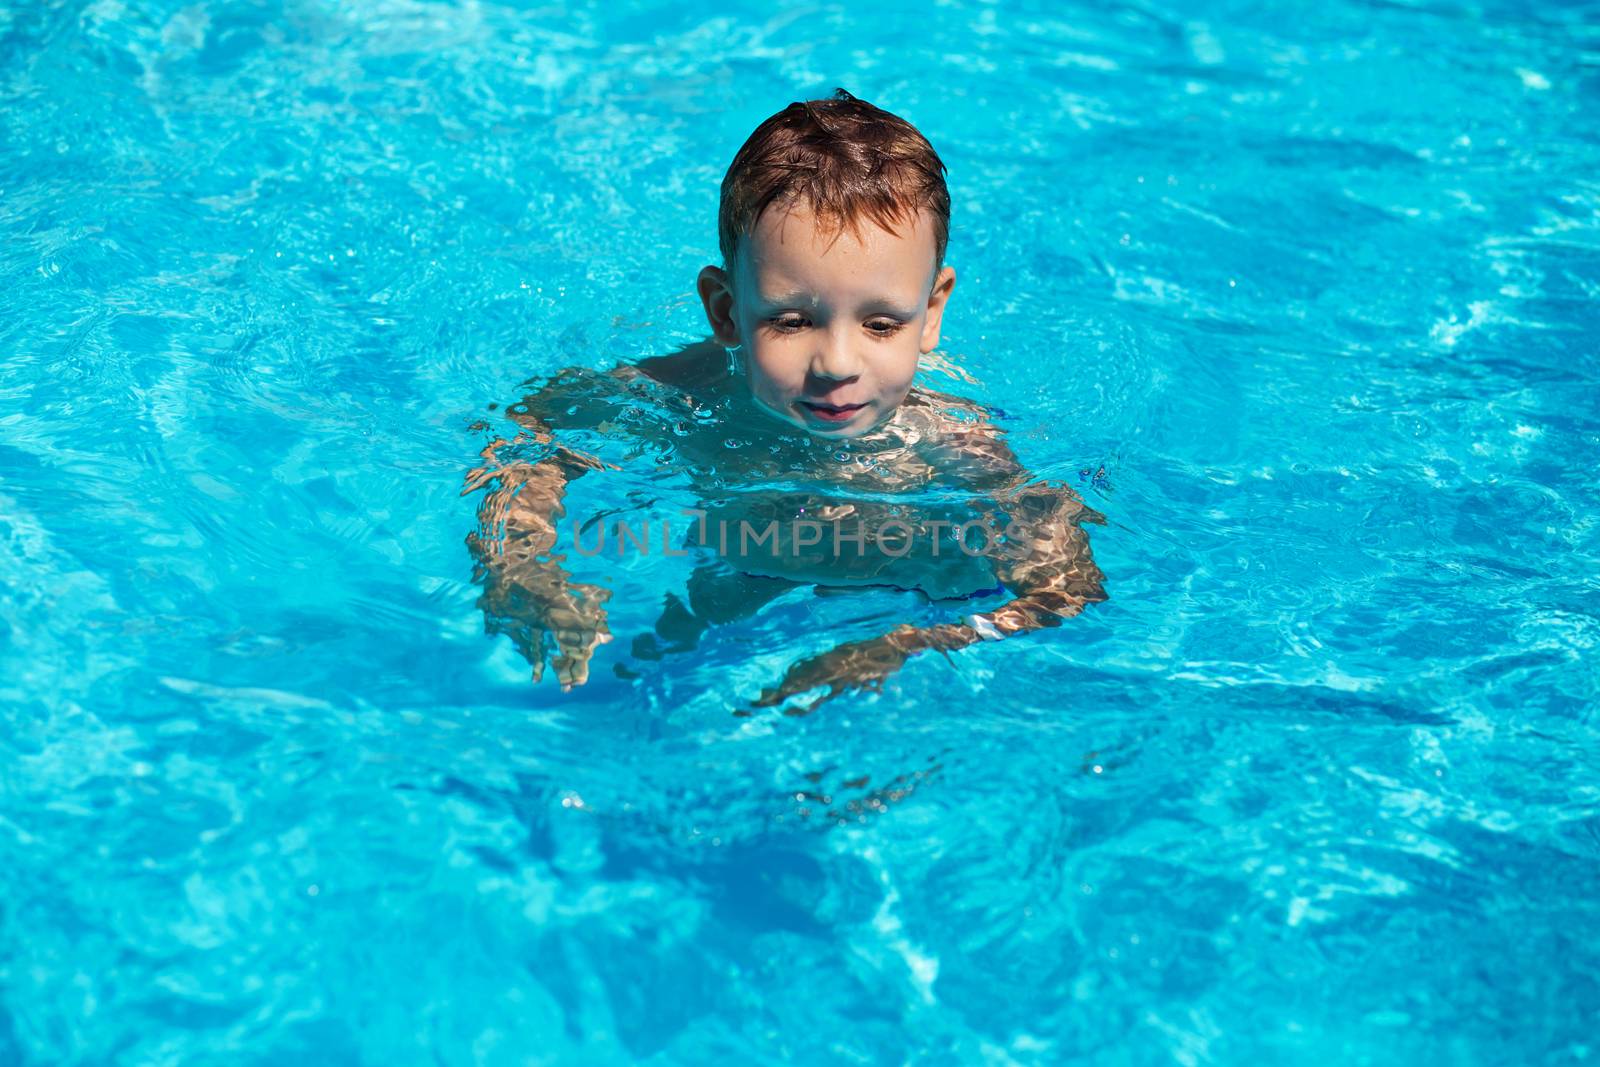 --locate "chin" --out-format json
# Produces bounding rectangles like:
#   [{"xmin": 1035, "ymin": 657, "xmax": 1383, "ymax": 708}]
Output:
[
  {"xmin": 801, "ymin": 422, "xmax": 862, "ymax": 439},
  {"xmin": 800, "ymin": 408, "xmax": 890, "ymax": 439}
]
